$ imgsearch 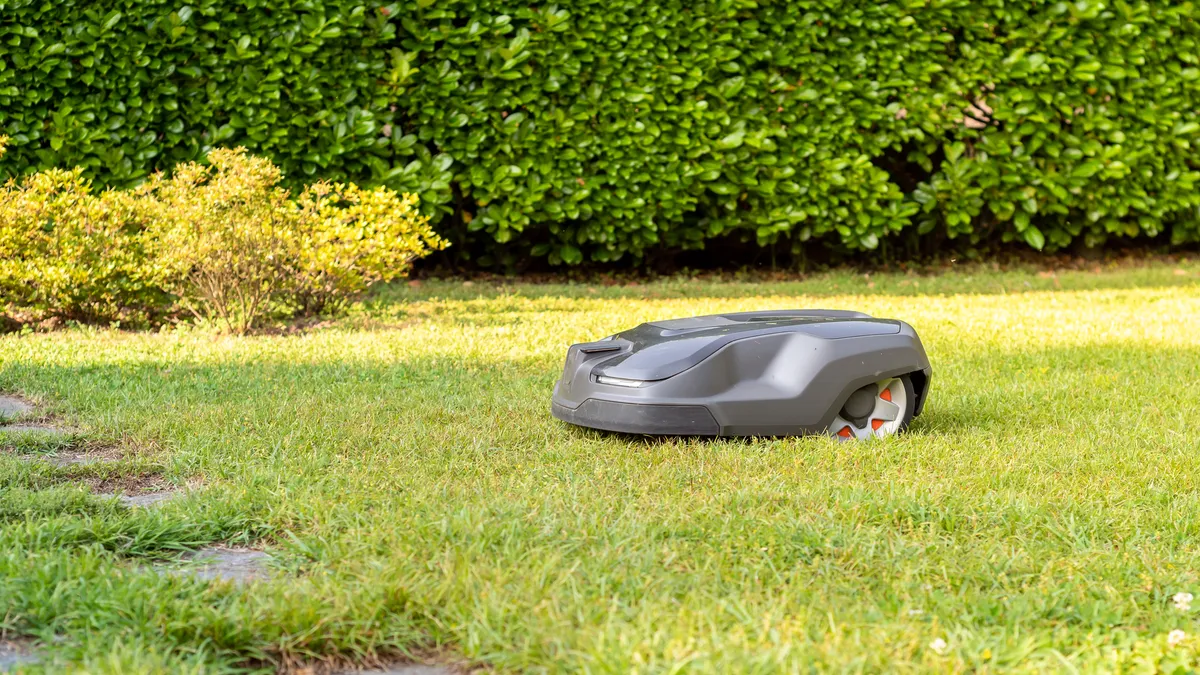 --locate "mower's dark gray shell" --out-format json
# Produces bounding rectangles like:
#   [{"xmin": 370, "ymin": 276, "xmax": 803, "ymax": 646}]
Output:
[{"xmin": 551, "ymin": 310, "xmax": 932, "ymax": 437}]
